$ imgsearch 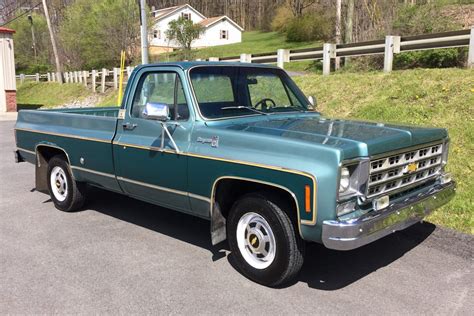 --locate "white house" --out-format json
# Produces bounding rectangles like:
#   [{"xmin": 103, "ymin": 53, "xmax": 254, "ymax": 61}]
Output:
[{"xmin": 149, "ymin": 4, "xmax": 243, "ymax": 53}]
